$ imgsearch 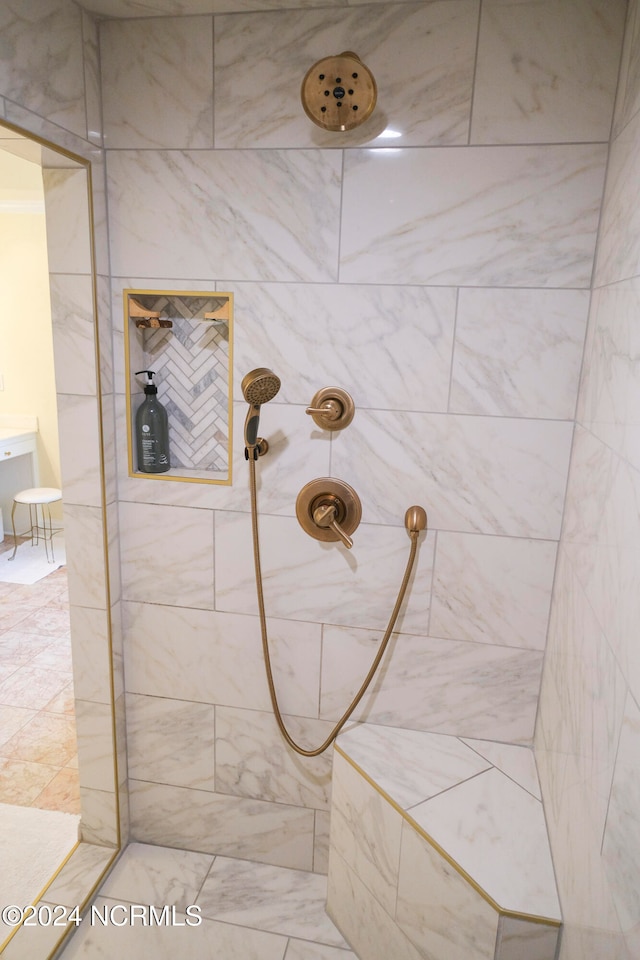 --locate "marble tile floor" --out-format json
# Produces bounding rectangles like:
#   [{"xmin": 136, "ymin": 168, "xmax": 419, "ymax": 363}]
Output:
[
  {"xmin": 0, "ymin": 538, "xmax": 79, "ymax": 815},
  {"xmin": 57, "ymin": 842, "xmax": 356, "ymax": 959}
]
